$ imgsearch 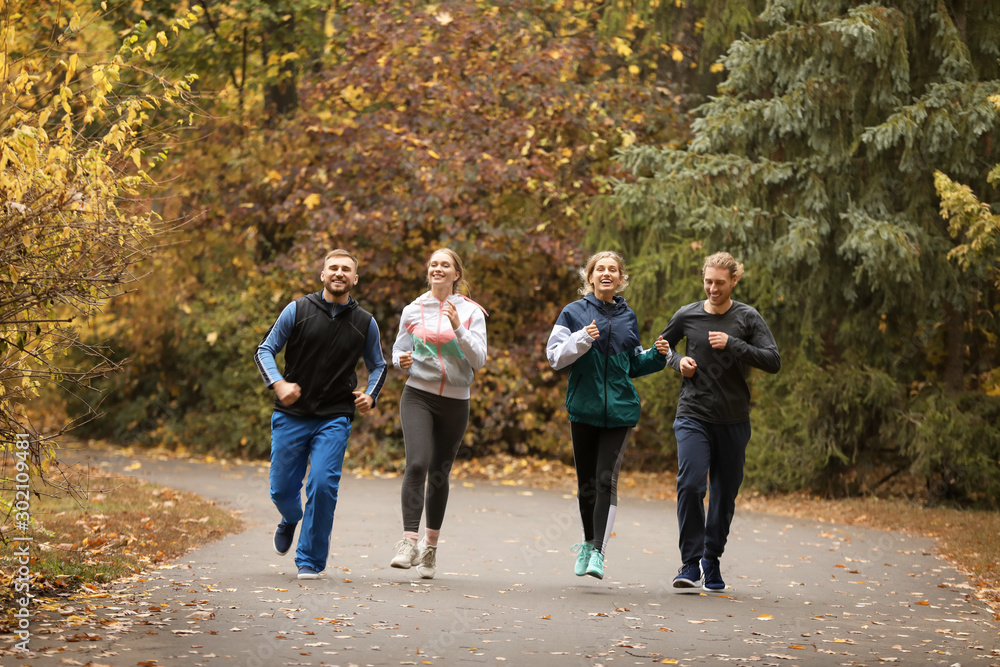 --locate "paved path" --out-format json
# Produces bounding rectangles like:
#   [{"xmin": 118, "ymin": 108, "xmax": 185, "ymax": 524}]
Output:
[{"xmin": 4, "ymin": 446, "xmax": 999, "ymax": 667}]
